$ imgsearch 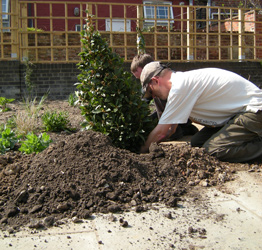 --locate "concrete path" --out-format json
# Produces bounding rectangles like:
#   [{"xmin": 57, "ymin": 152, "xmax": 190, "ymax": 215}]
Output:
[{"xmin": 0, "ymin": 169, "xmax": 261, "ymax": 250}]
